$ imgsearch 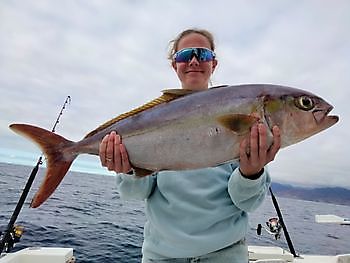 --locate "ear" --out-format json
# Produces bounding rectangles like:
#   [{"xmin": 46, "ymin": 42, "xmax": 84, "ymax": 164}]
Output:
[
  {"xmin": 171, "ymin": 60, "xmax": 177, "ymax": 71},
  {"xmin": 211, "ymin": 59, "xmax": 218, "ymax": 73}
]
